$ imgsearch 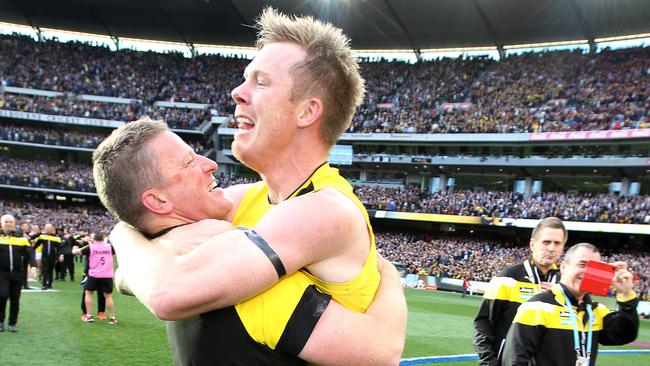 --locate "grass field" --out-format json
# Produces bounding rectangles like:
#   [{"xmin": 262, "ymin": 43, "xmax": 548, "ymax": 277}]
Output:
[{"xmin": 1, "ymin": 269, "xmax": 648, "ymax": 365}]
